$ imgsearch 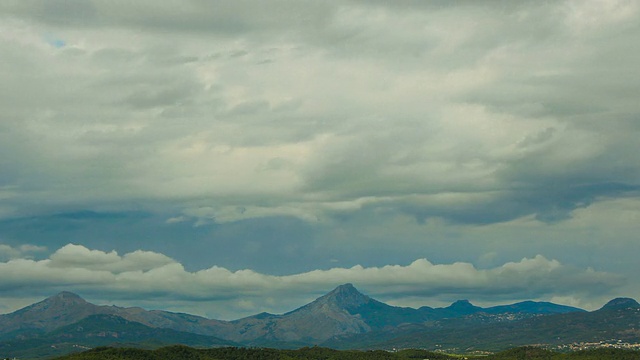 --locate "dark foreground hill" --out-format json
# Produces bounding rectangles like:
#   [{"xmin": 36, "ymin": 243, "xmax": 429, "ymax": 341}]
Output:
[{"xmin": 52, "ymin": 345, "xmax": 640, "ymax": 360}]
